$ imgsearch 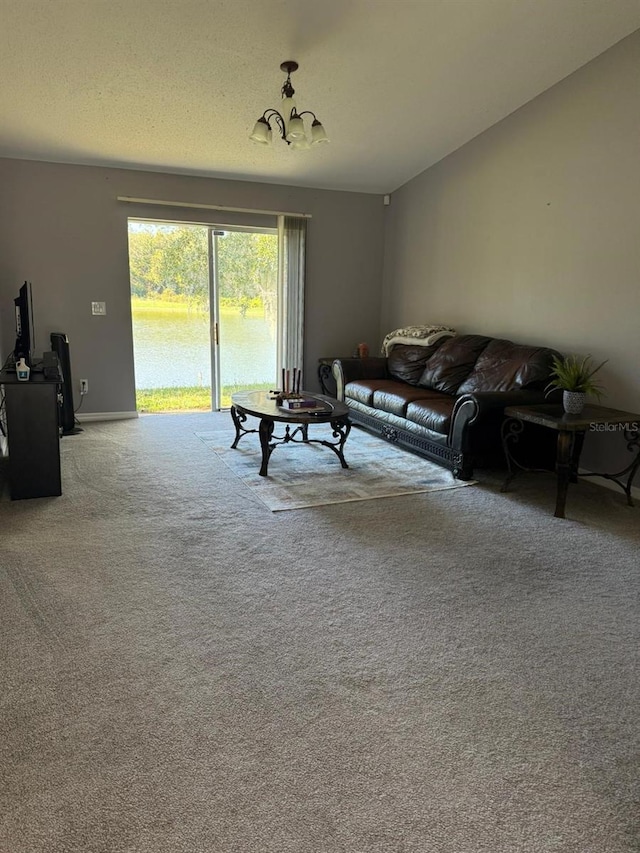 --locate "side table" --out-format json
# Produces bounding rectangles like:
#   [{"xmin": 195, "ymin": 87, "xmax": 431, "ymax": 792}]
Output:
[{"xmin": 501, "ymin": 403, "xmax": 640, "ymax": 518}]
